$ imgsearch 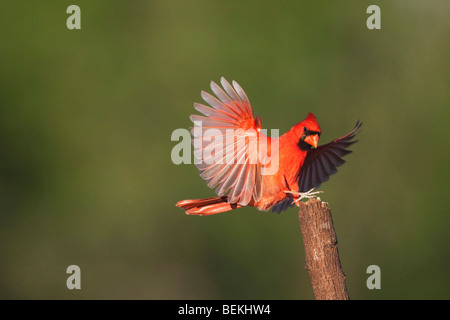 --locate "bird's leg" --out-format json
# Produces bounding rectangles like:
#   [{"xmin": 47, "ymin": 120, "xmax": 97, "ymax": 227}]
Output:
[{"xmin": 284, "ymin": 188, "xmax": 323, "ymax": 203}]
